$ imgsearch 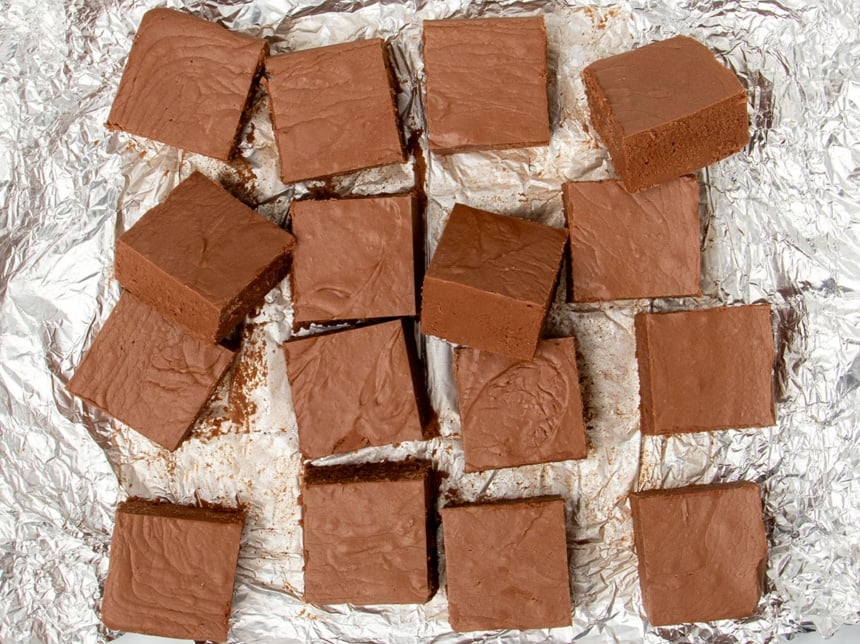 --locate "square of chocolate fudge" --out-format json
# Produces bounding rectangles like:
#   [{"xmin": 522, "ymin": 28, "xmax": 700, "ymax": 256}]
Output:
[
  {"xmin": 630, "ymin": 482, "xmax": 767, "ymax": 626},
  {"xmin": 583, "ymin": 36, "xmax": 749, "ymax": 192},
  {"xmin": 455, "ymin": 338, "xmax": 586, "ymax": 472},
  {"xmin": 422, "ymin": 17, "xmax": 550, "ymax": 154},
  {"xmin": 283, "ymin": 320, "xmax": 432, "ymax": 459},
  {"xmin": 442, "ymin": 497, "xmax": 571, "ymax": 632},
  {"xmin": 266, "ymin": 39, "xmax": 405, "ymax": 183},
  {"xmin": 635, "ymin": 304, "xmax": 775, "ymax": 435},
  {"xmin": 290, "ymin": 194, "xmax": 418, "ymax": 329},
  {"xmin": 107, "ymin": 8, "xmax": 266, "ymax": 161},
  {"xmin": 101, "ymin": 500, "xmax": 245, "ymax": 640},
  {"xmin": 115, "ymin": 172, "xmax": 295, "ymax": 344},
  {"xmin": 68, "ymin": 293, "xmax": 234, "ymax": 451},
  {"xmin": 421, "ymin": 204, "xmax": 567, "ymax": 360},
  {"xmin": 563, "ymin": 176, "xmax": 701, "ymax": 302},
  {"xmin": 302, "ymin": 460, "xmax": 436, "ymax": 605}
]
